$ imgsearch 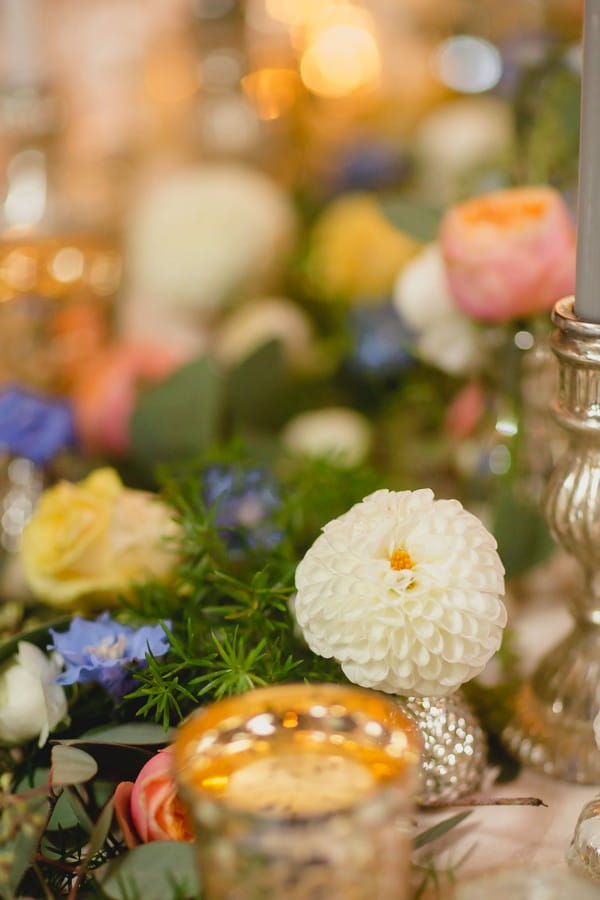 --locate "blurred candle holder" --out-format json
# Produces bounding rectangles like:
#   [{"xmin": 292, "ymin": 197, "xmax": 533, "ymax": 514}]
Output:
[
  {"xmin": 174, "ymin": 683, "xmax": 422, "ymax": 900},
  {"xmin": 504, "ymin": 297, "xmax": 600, "ymax": 782},
  {"xmin": 0, "ymin": 85, "xmax": 121, "ymax": 394}
]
